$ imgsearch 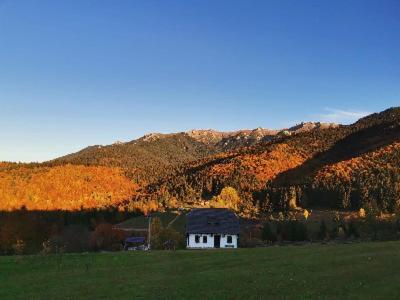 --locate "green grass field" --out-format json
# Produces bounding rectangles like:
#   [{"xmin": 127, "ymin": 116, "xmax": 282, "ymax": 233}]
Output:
[{"xmin": 1, "ymin": 241, "xmax": 399, "ymax": 299}]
